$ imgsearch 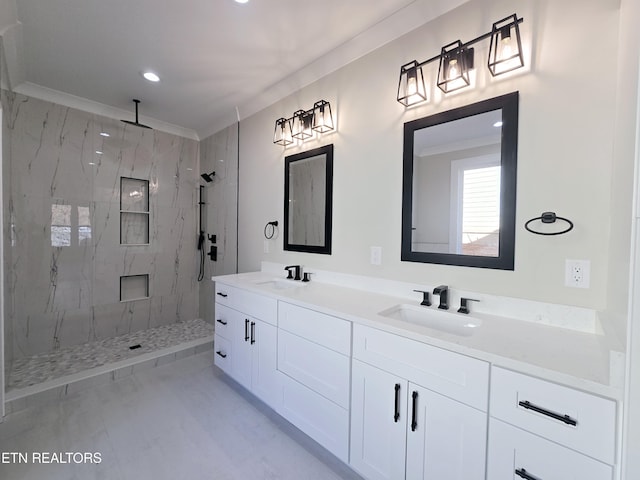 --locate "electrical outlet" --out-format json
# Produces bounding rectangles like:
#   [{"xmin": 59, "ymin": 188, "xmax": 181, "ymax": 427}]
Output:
[
  {"xmin": 565, "ymin": 259, "xmax": 590, "ymax": 288},
  {"xmin": 370, "ymin": 246, "xmax": 382, "ymax": 265}
]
